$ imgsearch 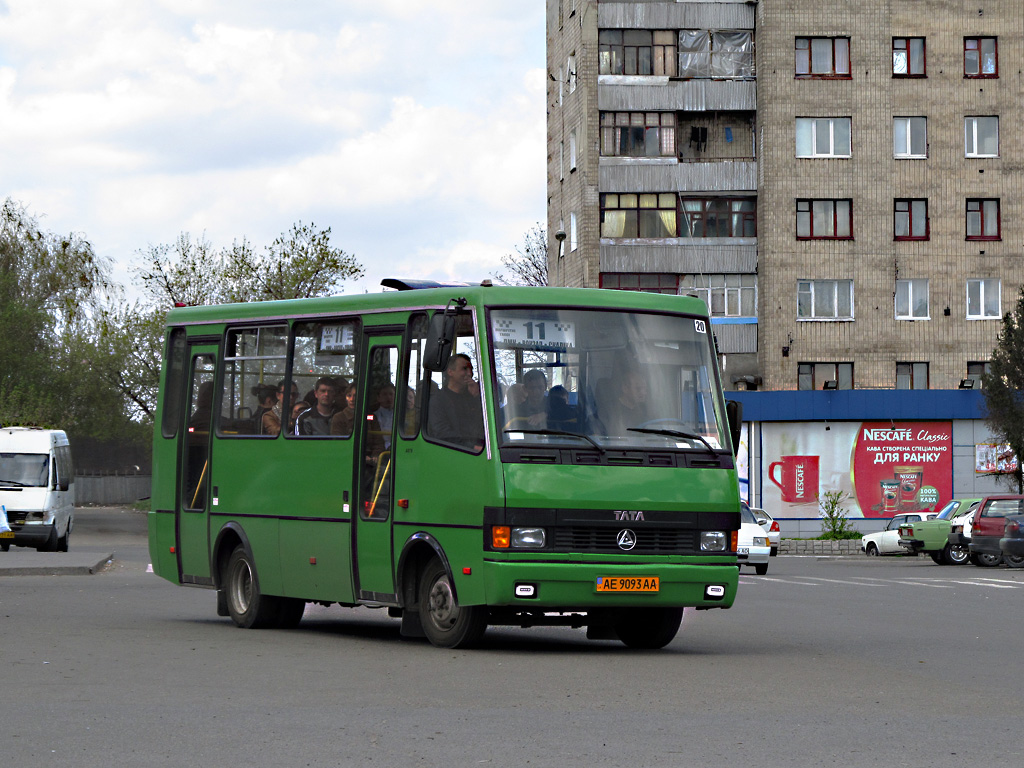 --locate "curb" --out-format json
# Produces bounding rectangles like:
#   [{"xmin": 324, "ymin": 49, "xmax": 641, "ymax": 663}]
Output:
[
  {"xmin": 0, "ymin": 552, "xmax": 114, "ymax": 577},
  {"xmin": 779, "ymin": 540, "xmax": 864, "ymax": 556}
]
